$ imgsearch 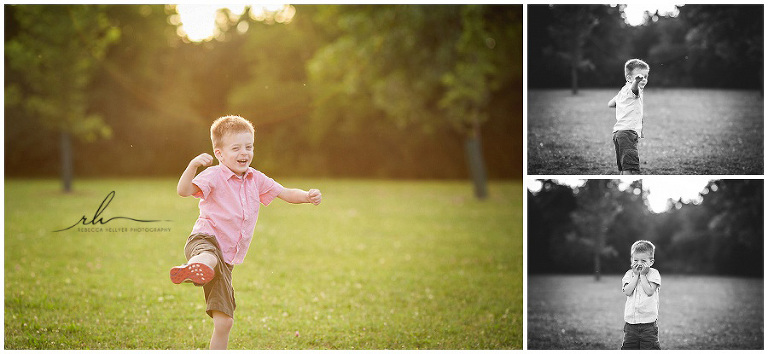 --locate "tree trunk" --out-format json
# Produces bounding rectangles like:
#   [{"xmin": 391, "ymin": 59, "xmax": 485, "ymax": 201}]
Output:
[
  {"xmin": 61, "ymin": 131, "xmax": 73, "ymax": 193},
  {"xmin": 570, "ymin": 46, "xmax": 580, "ymax": 95},
  {"xmin": 571, "ymin": 61, "xmax": 579, "ymax": 95},
  {"xmin": 465, "ymin": 117, "xmax": 488, "ymax": 200},
  {"xmin": 594, "ymin": 249, "xmax": 601, "ymax": 281}
]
